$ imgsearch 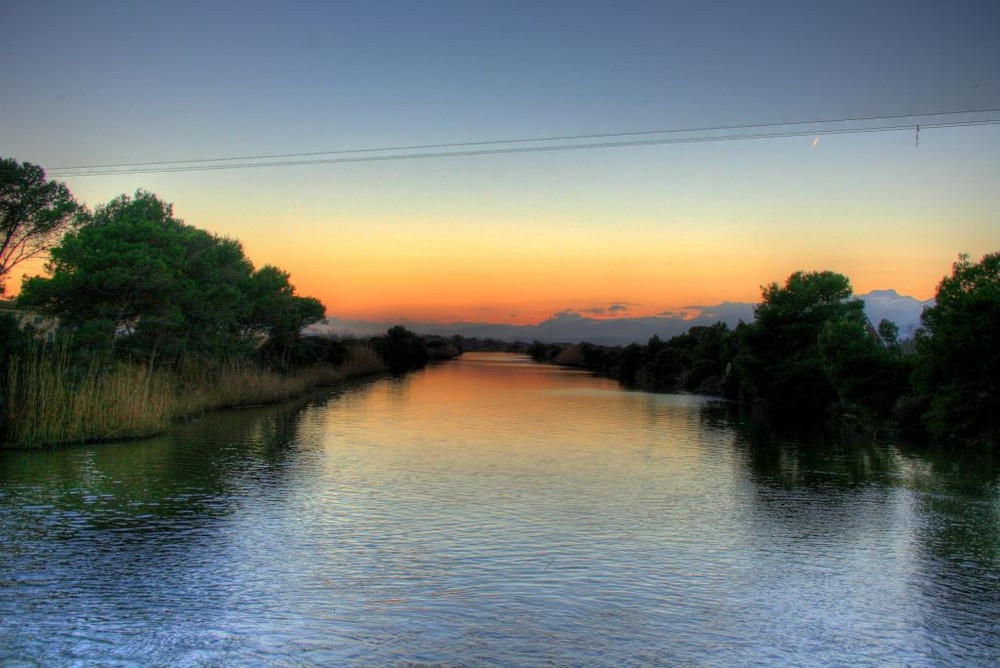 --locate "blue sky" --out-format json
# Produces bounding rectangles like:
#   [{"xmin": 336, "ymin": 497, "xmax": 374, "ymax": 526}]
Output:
[
  {"xmin": 3, "ymin": 1, "xmax": 998, "ymax": 322},
  {"xmin": 7, "ymin": 1, "xmax": 997, "ymax": 155}
]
